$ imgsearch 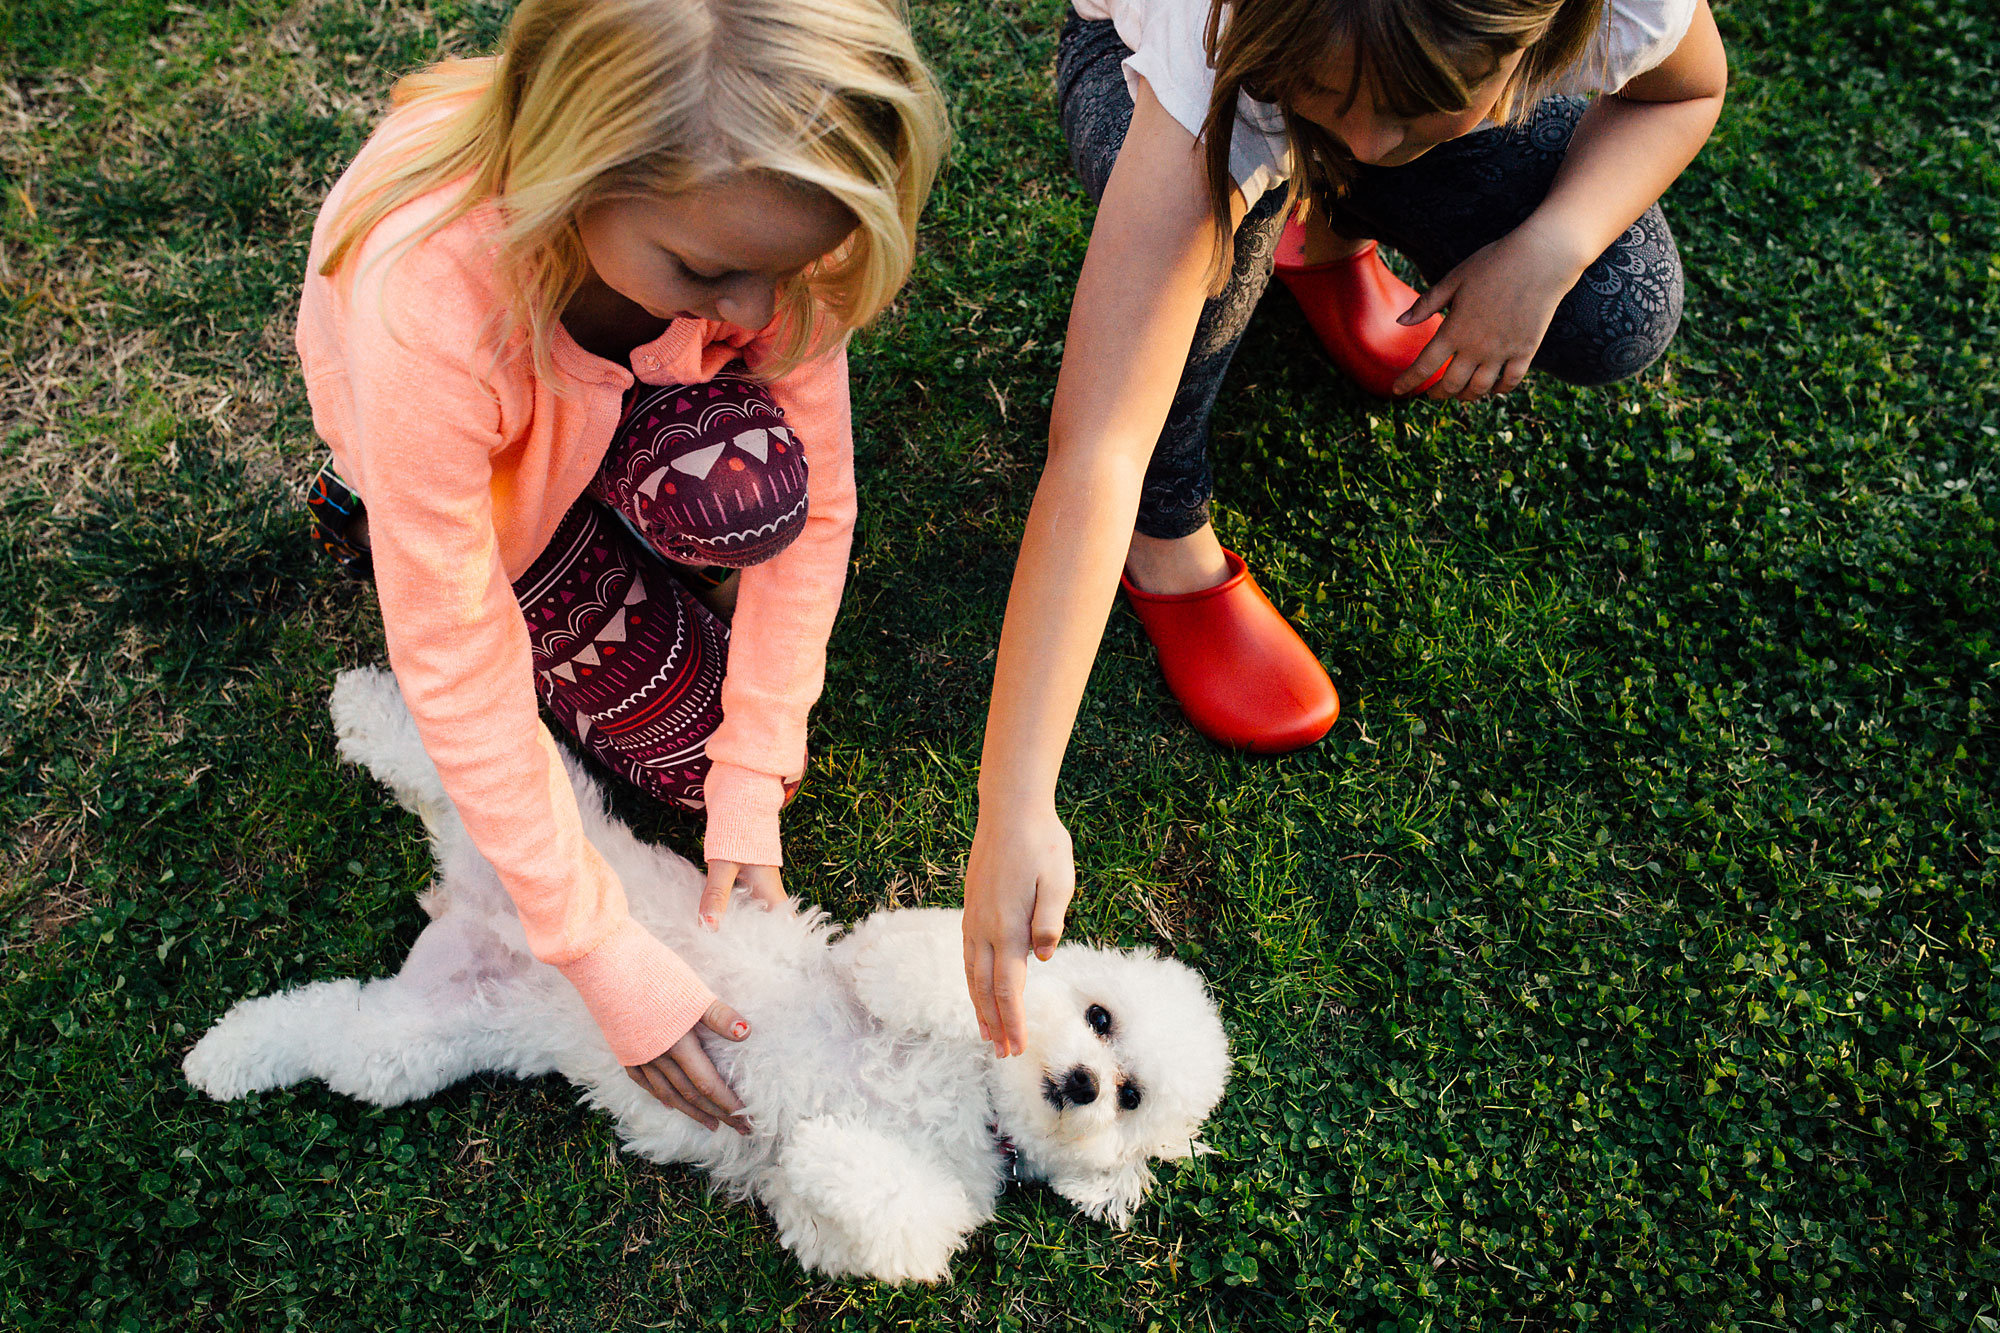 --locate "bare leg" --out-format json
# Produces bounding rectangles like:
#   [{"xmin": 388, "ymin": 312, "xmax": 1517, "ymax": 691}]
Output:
[
  {"xmin": 770, "ymin": 1117, "xmax": 989, "ymax": 1282},
  {"xmin": 1291, "ymin": 199, "xmax": 1371, "ymax": 265},
  {"xmin": 1125, "ymin": 523, "xmax": 1231, "ymax": 596},
  {"xmin": 183, "ymin": 914, "xmax": 545, "ymax": 1105}
]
